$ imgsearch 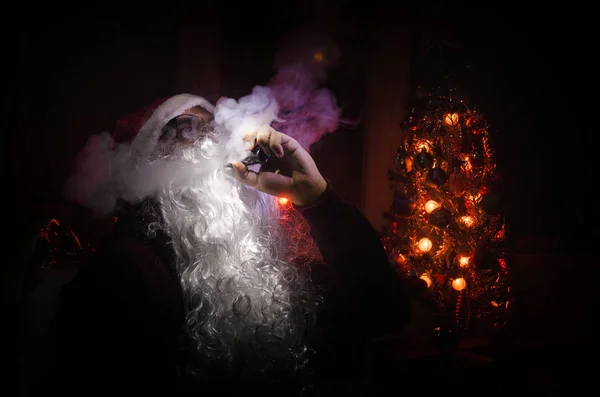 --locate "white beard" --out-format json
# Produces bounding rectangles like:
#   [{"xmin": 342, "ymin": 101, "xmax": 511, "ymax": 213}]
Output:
[{"xmin": 152, "ymin": 140, "xmax": 320, "ymax": 376}]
